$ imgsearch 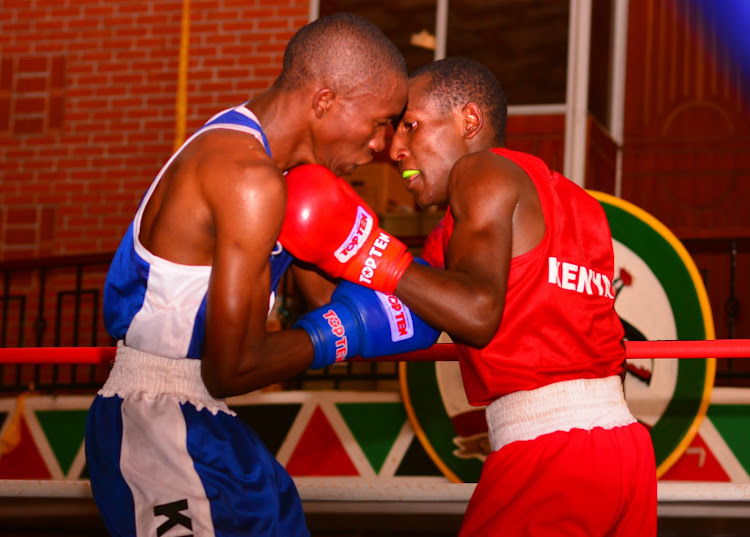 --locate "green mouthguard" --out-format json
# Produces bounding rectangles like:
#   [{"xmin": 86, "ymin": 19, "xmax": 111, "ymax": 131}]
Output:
[{"xmin": 402, "ymin": 170, "xmax": 420, "ymax": 179}]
